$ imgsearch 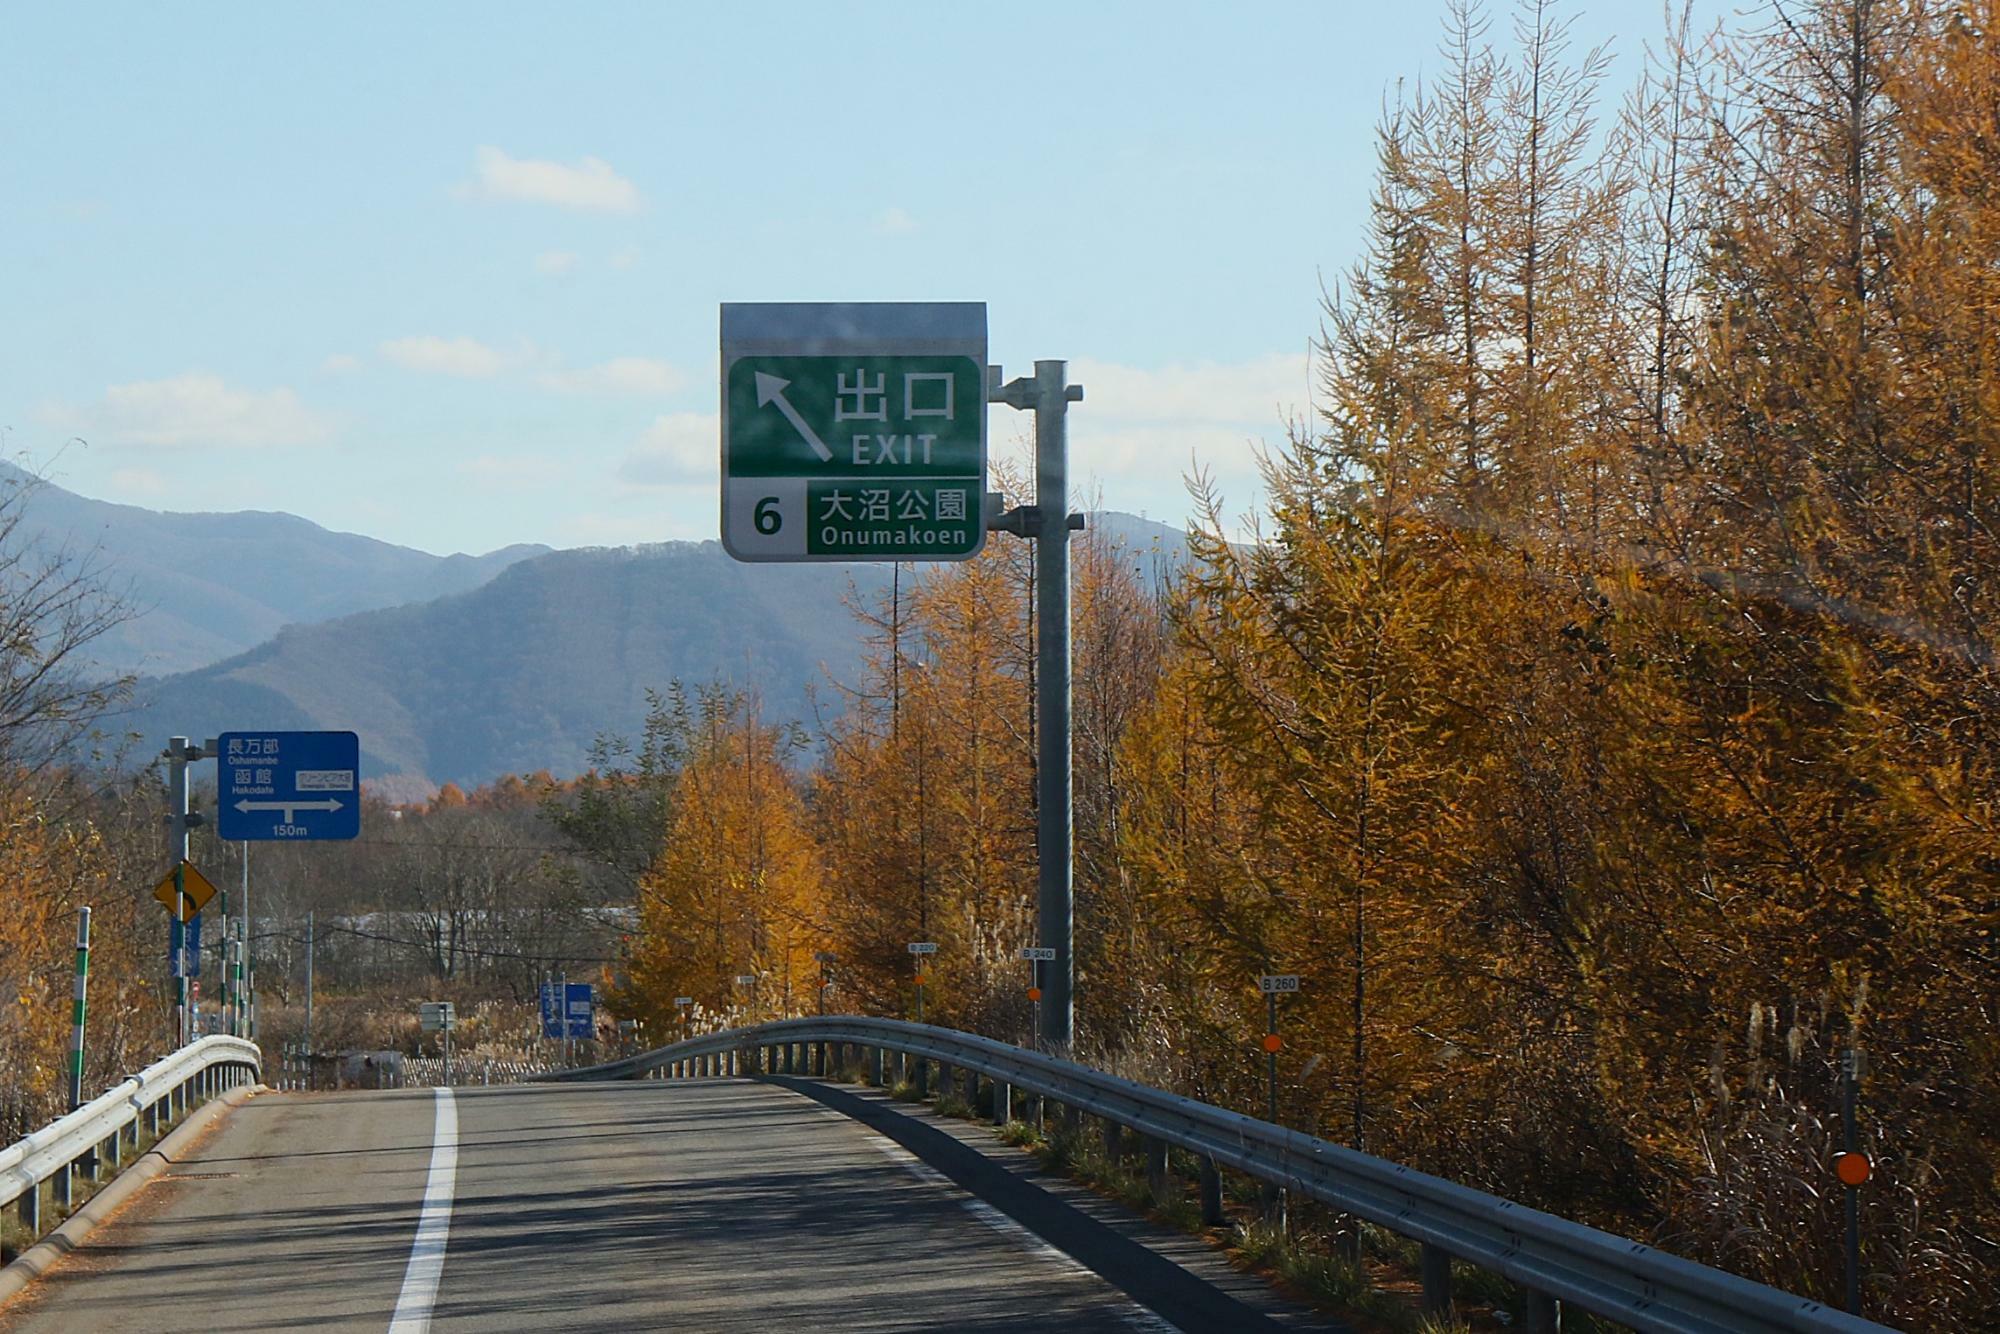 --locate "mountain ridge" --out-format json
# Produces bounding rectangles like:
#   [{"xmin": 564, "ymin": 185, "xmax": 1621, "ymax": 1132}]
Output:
[
  {"xmin": 2, "ymin": 462, "xmax": 550, "ymax": 675},
  {"xmin": 115, "ymin": 512, "xmax": 1197, "ymax": 789}
]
